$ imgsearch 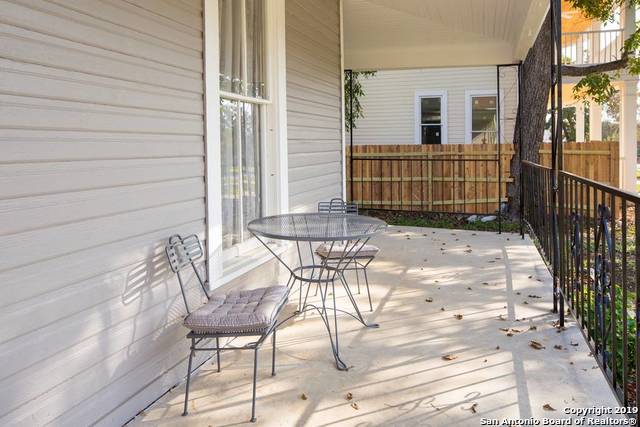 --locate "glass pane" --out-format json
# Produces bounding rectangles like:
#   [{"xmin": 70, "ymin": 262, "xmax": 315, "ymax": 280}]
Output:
[
  {"xmin": 421, "ymin": 97, "xmax": 441, "ymax": 125},
  {"xmin": 245, "ymin": 0, "xmax": 266, "ymax": 98},
  {"xmin": 421, "ymin": 125, "xmax": 441, "ymax": 145},
  {"xmin": 220, "ymin": 99, "xmax": 242, "ymax": 248},
  {"xmin": 219, "ymin": 0, "xmax": 243, "ymax": 94},
  {"xmin": 471, "ymin": 96, "xmax": 497, "ymax": 143},
  {"xmin": 220, "ymin": 99, "xmax": 262, "ymax": 249},
  {"xmin": 471, "ymin": 131, "xmax": 497, "ymax": 144},
  {"xmin": 219, "ymin": 0, "xmax": 266, "ymax": 98},
  {"xmin": 241, "ymin": 102, "xmax": 262, "ymax": 231}
]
